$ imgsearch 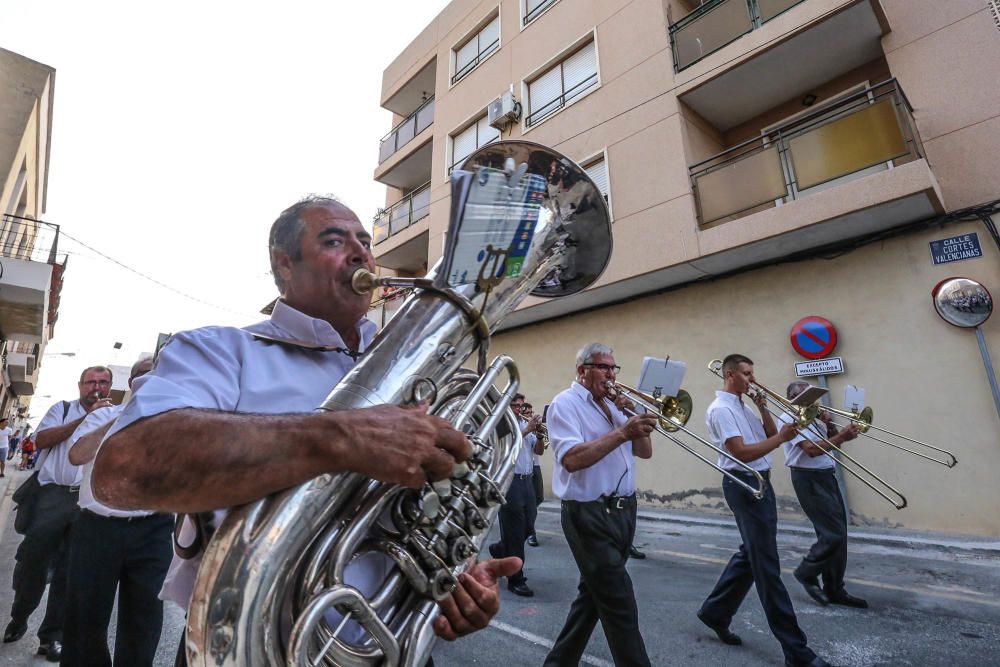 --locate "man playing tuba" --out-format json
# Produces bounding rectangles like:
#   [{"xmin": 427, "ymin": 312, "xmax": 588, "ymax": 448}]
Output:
[{"xmin": 92, "ymin": 196, "xmax": 521, "ymax": 665}]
